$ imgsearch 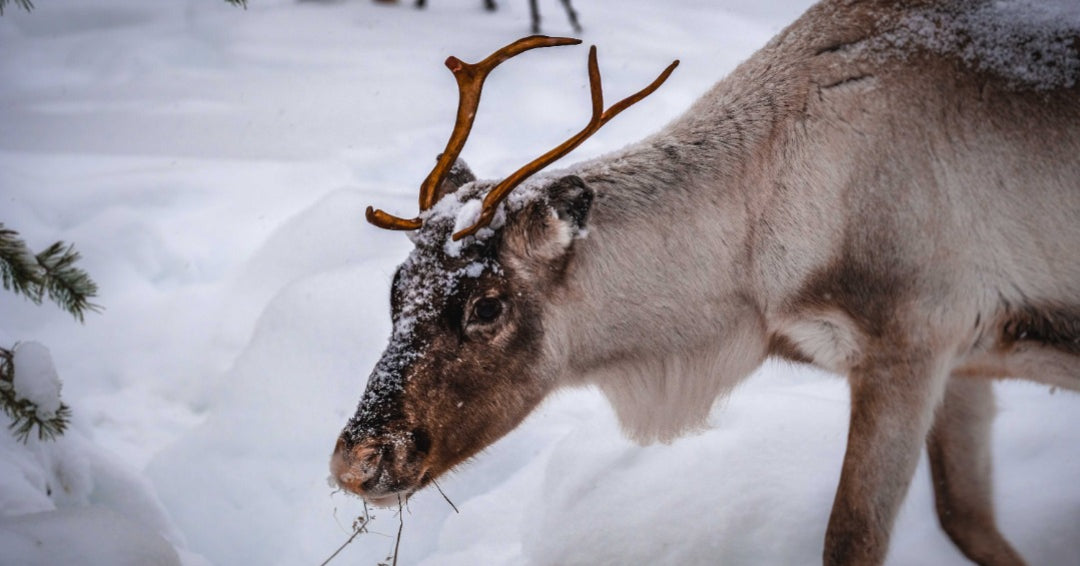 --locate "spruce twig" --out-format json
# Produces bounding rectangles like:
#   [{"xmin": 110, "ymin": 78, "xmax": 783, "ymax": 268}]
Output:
[
  {"xmin": 0, "ymin": 226, "xmax": 40, "ymax": 298},
  {"xmin": 320, "ymin": 502, "xmax": 372, "ymax": 566},
  {"xmin": 1, "ymin": 224, "xmax": 95, "ymax": 443},
  {"xmin": 0, "ymin": 224, "xmax": 101, "ymax": 322},
  {"xmin": 0, "ymin": 347, "xmax": 71, "ymax": 443},
  {"xmin": 34, "ymin": 242, "xmax": 102, "ymax": 322}
]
